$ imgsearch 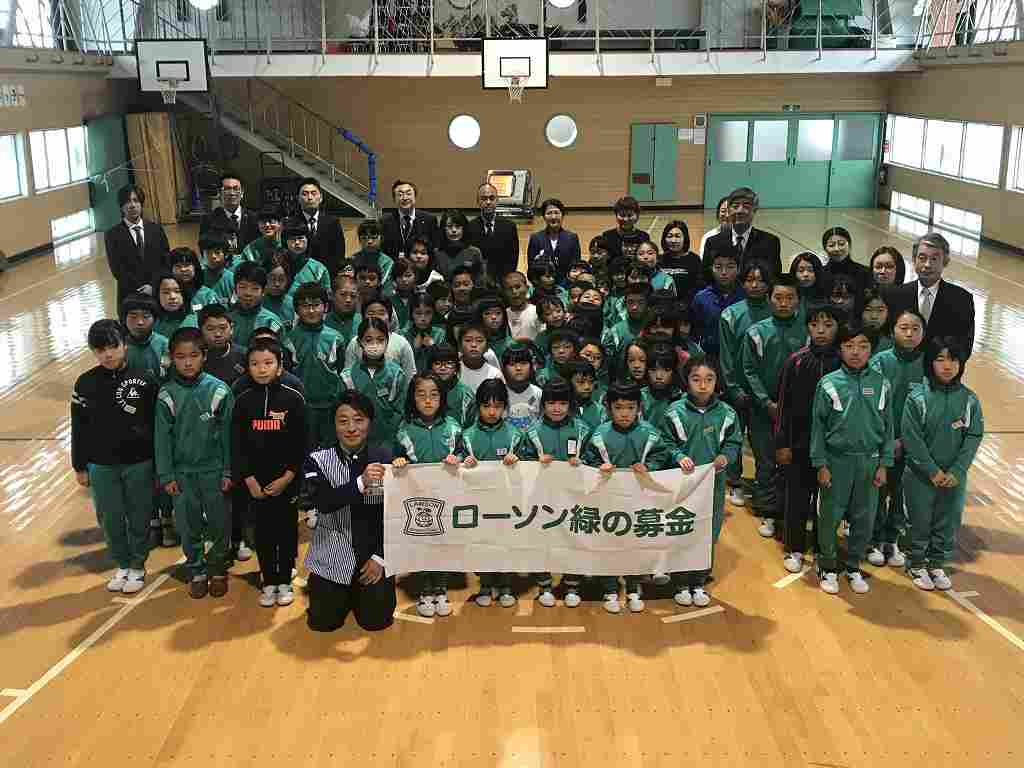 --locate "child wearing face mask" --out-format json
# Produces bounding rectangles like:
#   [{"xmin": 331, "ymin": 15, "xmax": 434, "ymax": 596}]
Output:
[{"xmin": 338, "ymin": 317, "xmax": 408, "ymax": 447}]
